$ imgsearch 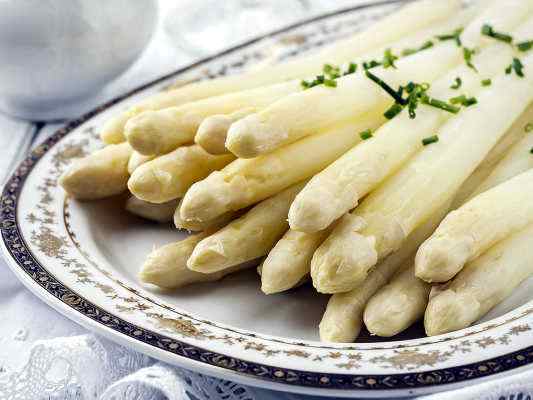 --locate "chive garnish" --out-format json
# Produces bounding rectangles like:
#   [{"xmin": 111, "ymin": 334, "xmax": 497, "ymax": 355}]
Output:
[
  {"xmin": 449, "ymin": 95, "xmax": 467, "ymax": 105},
  {"xmin": 404, "ymin": 82, "xmax": 428, "ymax": 119},
  {"xmin": 436, "ymin": 28, "xmax": 463, "ymax": 46},
  {"xmin": 323, "ymin": 64, "xmax": 339, "ymax": 75},
  {"xmin": 384, "ymin": 103, "xmax": 405, "ymax": 119},
  {"xmin": 481, "ymin": 78, "xmax": 492, "ymax": 86},
  {"xmin": 384, "ymin": 103, "xmax": 404, "ymax": 120},
  {"xmin": 481, "ymin": 24, "xmax": 513, "ymax": 44},
  {"xmin": 366, "ymin": 71, "xmax": 459, "ymax": 119},
  {"xmin": 513, "ymin": 58, "xmax": 525, "ymax": 77},
  {"xmin": 363, "ymin": 60, "xmax": 381, "ymax": 70},
  {"xmin": 525, "ymin": 122, "xmax": 533, "ymax": 132},
  {"xmin": 450, "ymin": 77, "xmax": 462, "ymax": 89},
  {"xmin": 517, "ymin": 40, "xmax": 533, "ymax": 52},
  {"xmin": 401, "ymin": 40, "xmax": 434, "ymax": 56},
  {"xmin": 344, "ymin": 62, "xmax": 358, "ymax": 75},
  {"xmin": 382, "ymin": 48, "xmax": 398, "ymax": 69},
  {"xmin": 530, "ymin": 147, "xmax": 533, "ymax": 154},
  {"xmin": 422, "ymin": 135, "xmax": 439, "ymax": 146},
  {"xmin": 301, "ymin": 74, "xmax": 323, "ymax": 89},
  {"xmin": 450, "ymin": 94, "xmax": 478, "ymax": 107},
  {"xmin": 365, "ymin": 71, "xmax": 406, "ymax": 105},
  {"xmin": 302, "ymin": 62, "xmax": 359, "ymax": 90},
  {"xmin": 359, "ymin": 129, "xmax": 373, "ymax": 140},
  {"xmin": 463, "ymin": 47, "xmax": 477, "ymax": 71},
  {"xmin": 422, "ymin": 97, "xmax": 461, "ymax": 114},
  {"xmin": 506, "ymin": 58, "xmax": 525, "ymax": 77}
]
